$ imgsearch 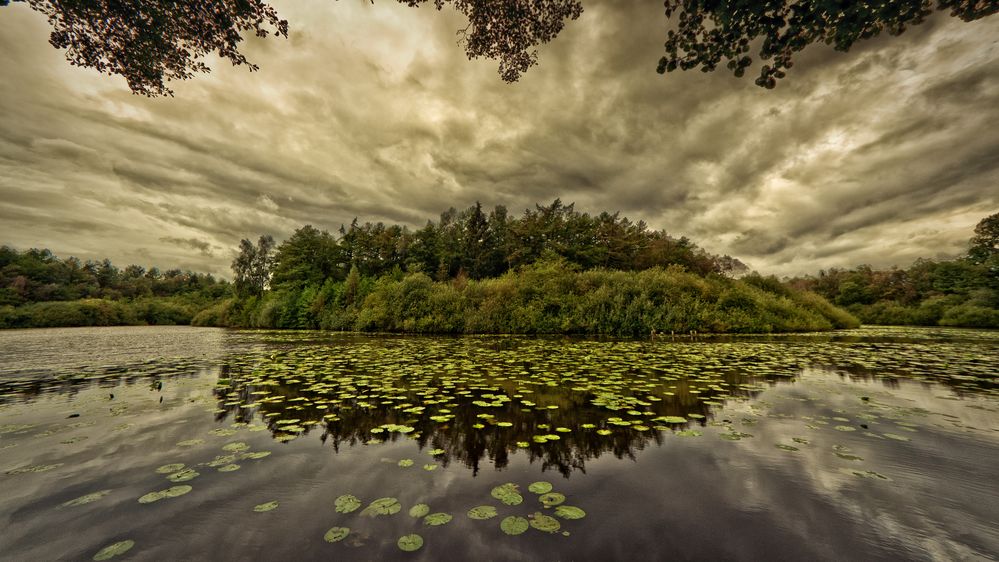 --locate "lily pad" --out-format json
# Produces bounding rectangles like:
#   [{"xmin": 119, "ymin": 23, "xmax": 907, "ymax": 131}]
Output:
[
  {"xmin": 92, "ymin": 540, "xmax": 134, "ymax": 560},
  {"xmin": 217, "ymin": 464, "xmax": 241, "ymax": 472},
  {"xmin": 361, "ymin": 497, "xmax": 402, "ymax": 516},
  {"xmin": 167, "ymin": 469, "xmax": 199, "ymax": 483},
  {"xmin": 324, "ymin": 527, "xmax": 349, "ymax": 543},
  {"xmin": 500, "ymin": 516, "xmax": 529, "ymax": 536},
  {"xmin": 527, "ymin": 481, "xmax": 553, "ymax": 494},
  {"xmin": 554, "ymin": 505, "xmax": 586, "ymax": 520},
  {"xmin": 397, "ymin": 534, "xmax": 423, "ymax": 552},
  {"xmin": 334, "ymin": 494, "xmax": 361, "ymax": 514},
  {"xmin": 253, "ymin": 501, "xmax": 279, "ymax": 512},
  {"xmin": 222, "ymin": 442, "xmax": 249, "ymax": 452},
  {"xmin": 398, "ymin": 459, "xmax": 414, "ymax": 467},
  {"xmin": 423, "ymin": 512, "xmax": 452, "ymax": 526},
  {"xmin": 539, "ymin": 492, "xmax": 566, "ymax": 508},
  {"xmin": 155, "ymin": 463, "xmax": 185, "ymax": 474},
  {"xmin": 467, "ymin": 505, "xmax": 498, "ymax": 520},
  {"xmin": 62, "ymin": 490, "xmax": 112, "ymax": 508},
  {"xmin": 529, "ymin": 512, "xmax": 561, "ymax": 533},
  {"xmin": 409, "ymin": 503, "xmax": 430, "ymax": 518},
  {"xmin": 490, "ymin": 483, "xmax": 523, "ymax": 506},
  {"xmin": 138, "ymin": 485, "xmax": 192, "ymax": 504}
]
